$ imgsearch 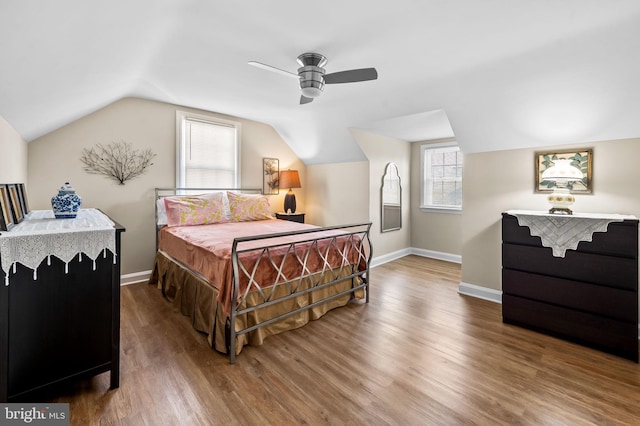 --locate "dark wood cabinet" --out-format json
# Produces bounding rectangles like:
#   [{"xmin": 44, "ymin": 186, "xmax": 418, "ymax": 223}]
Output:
[
  {"xmin": 276, "ymin": 212, "xmax": 305, "ymax": 223},
  {"xmin": 502, "ymin": 212, "xmax": 638, "ymax": 362},
  {"xmin": 0, "ymin": 213, "xmax": 125, "ymax": 402}
]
